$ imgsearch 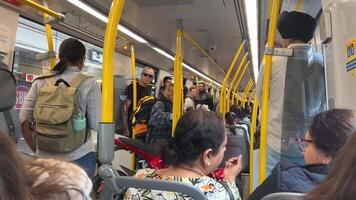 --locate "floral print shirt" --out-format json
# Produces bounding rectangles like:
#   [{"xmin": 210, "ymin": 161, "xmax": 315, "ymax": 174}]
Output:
[{"xmin": 124, "ymin": 168, "xmax": 241, "ymax": 200}]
